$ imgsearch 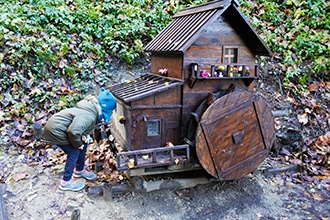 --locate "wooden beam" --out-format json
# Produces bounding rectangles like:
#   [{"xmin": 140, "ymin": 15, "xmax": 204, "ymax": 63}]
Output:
[
  {"xmin": 174, "ymin": 1, "xmax": 226, "ymax": 18},
  {"xmin": 0, "ymin": 184, "xmax": 9, "ymax": 220},
  {"xmin": 133, "ymin": 176, "xmax": 211, "ymax": 193}
]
